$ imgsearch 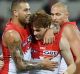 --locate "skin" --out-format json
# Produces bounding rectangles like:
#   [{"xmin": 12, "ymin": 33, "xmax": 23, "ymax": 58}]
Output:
[
  {"xmin": 0, "ymin": 55, "xmax": 4, "ymax": 69},
  {"xmin": 32, "ymin": 26, "xmax": 76, "ymax": 74},
  {"xmin": 0, "ymin": 60, "xmax": 3, "ymax": 70},
  {"xmin": 49, "ymin": 2, "xmax": 80, "ymax": 74},
  {"xmin": 2, "ymin": 2, "xmax": 57, "ymax": 72},
  {"xmin": 33, "ymin": 27, "xmax": 48, "ymax": 40}
]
